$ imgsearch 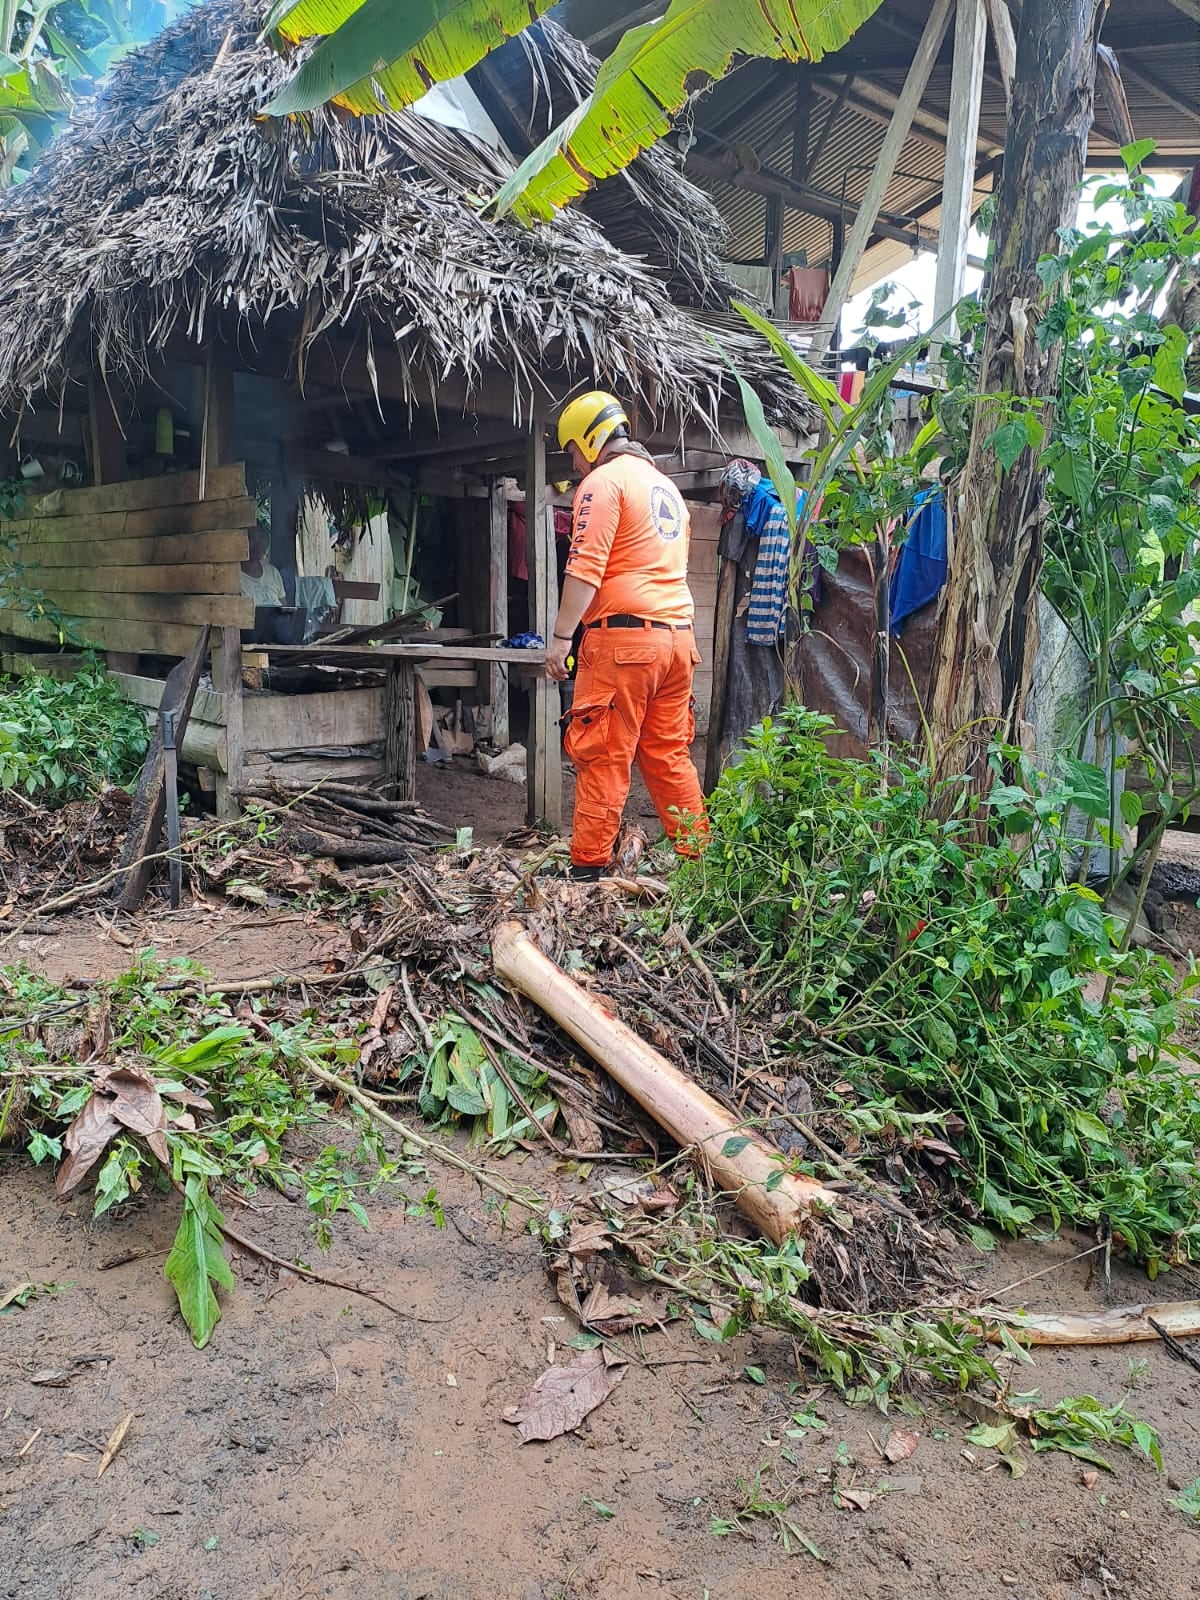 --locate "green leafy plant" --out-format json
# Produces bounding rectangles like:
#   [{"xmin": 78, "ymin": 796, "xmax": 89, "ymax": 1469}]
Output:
[
  {"xmin": 264, "ymin": 0, "xmax": 884, "ymax": 225},
  {"xmin": 413, "ymin": 1006, "xmax": 559, "ymax": 1151},
  {"xmin": 1174, "ymin": 1476, "xmax": 1200, "ymax": 1521},
  {"xmin": 673, "ymin": 707, "xmax": 1200, "ymax": 1268},
  {"xmin": 1, "ymin": 954, "xmax": 431, "ymax": 1347},
  {"xmin": 711, "ymin": 1462, "xmax": 824, "ymax": 1561},
  {"xmin": 0, "ymin": 660, "xmax": 149, "ymax": 800}
]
